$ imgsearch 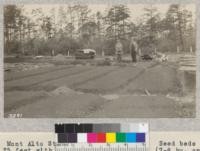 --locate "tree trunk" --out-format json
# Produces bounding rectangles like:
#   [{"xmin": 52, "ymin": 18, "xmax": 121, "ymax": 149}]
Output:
[{"xmin": 177, "ymin": 12, "xmax": 185, "ymax": 52}]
